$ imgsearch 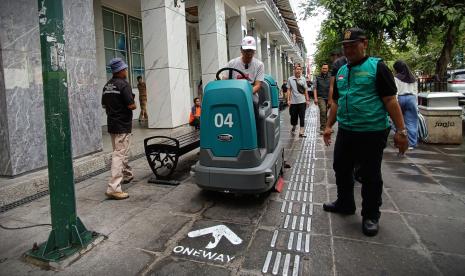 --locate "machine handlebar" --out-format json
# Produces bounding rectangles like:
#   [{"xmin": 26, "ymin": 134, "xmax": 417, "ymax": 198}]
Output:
[{"xmin": 216, "ymin": 67, "xmax": 248, "ymax": 81}]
